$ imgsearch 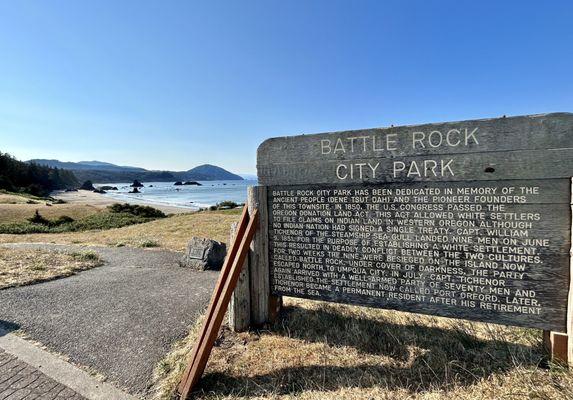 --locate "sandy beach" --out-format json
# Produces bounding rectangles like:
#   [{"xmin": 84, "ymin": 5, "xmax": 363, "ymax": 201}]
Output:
[{"xmin": 52, "ymin": 190, "xmax": 193, "ymax": 215}]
